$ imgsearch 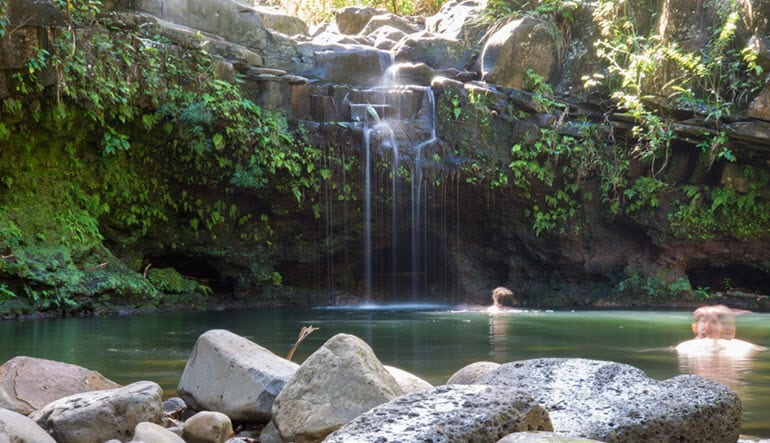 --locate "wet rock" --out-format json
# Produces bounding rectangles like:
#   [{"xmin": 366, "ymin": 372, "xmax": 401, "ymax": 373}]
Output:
[
  {"xmin": 370, "ymin": 25, "xmax": 408, "ymax": 50},
  {"xmin": 335, "ymin": 6, "xmax": 378, "ymax": 35},
  {"xmin": 0, "ymin": 356, "xmax": 120, "ymax": 415},
  {"xmin": 0, "ymin": 408, "xmax": 57, "ymax": 443},
  {"xmin": 481, "ymin": 16, "xmax": 557, "ymax": 89},
  {"xmin": 446, "ymin": 361, "xmax": 501, "ymax": 384},
  {"xmin": 383, "ymin": 62, "xmax": 436, "ymax": 86},
  {"xmin": 177, "ymin": 329, "xmax": 298, "ymax": 422},
  {"xmin": 308, "ymin": 46, "xmax": 391, "ymax": 86},
  {"xmin": 477, "ymin": 358, "xmax": 742, "ymax": 442},
  {"xmin": 384, "ymin": 365, "xmax": 433, "ymax": 393},
  {"xmin": 134, "ymin": 421, "xmax": 186, "ymax": 443},
  {"xmin": 324, "ymin": 384, "xmax": 552, "ymax": 442},
  {"xmin": 183, "ymin": 411, "xmax": 233, "ymax": 443},
  {"xmin": 271, "ymin": 333, "xmax": 403, "ymax": 443},
  {"xmin": 30, "ymin": 381, "xmax": 163, "ymax": 443}
]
